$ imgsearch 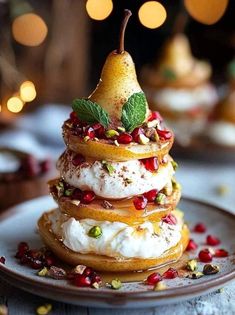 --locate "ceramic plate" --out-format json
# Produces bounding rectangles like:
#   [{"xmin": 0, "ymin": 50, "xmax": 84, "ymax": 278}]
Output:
[{"xmin": 0, "ymin": 196, "xmax": 235, "ymax": 308}]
